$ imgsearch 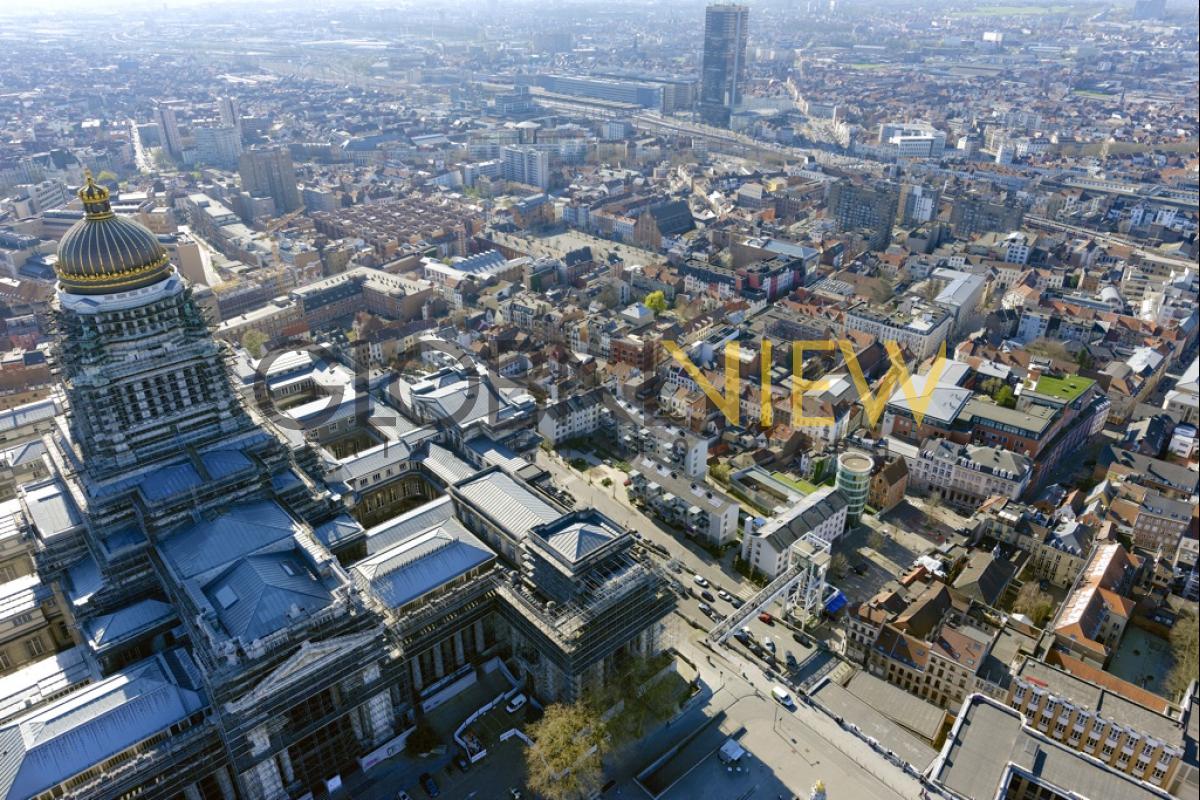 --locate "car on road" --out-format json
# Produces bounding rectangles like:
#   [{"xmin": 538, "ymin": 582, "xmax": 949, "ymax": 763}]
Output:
[
  {"xmin": 505, "ymin": 693, "xmax": 528, "ymax": 714},
  {"xmin": 700, "ymin": 590, "xmax": 716, "ymax": 602},
  {"xmin": 692, "ymin": 574, "xmax": 710, "ymax": 588},
  {"xmin": 758, "ymin": 612, "xmax": 774, "ymax": 624},
  {"xmin": 419, "ymin": 772, "xmax": 440, "ymax": 797}
]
